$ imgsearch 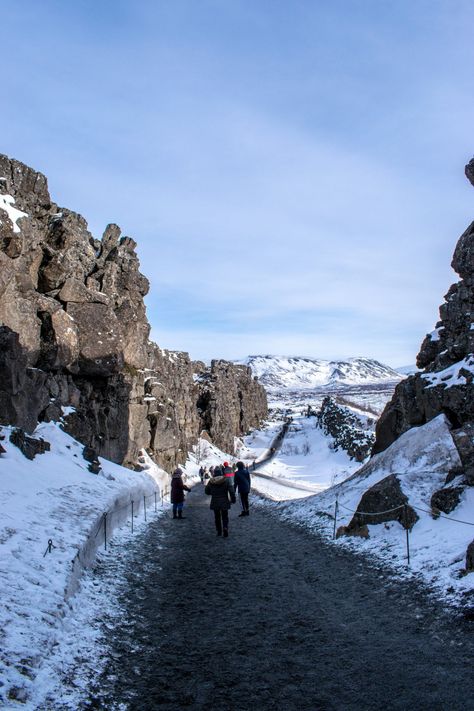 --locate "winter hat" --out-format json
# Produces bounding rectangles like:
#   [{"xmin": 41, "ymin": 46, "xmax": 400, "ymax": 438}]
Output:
[
  {"xmin": 236, "ymin": 461, "xmax": 245, "ymax": 470},
  {"xmin": 223, "ymin": 461, "xmax": 229, "ymax": 467},
  {"xmin": 213, "ymin": 466, "xmax": 222, "ymax": 476},
  {"xmin": 172, "ymin": 467, "xmax": 183, "ymax": 477}
]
